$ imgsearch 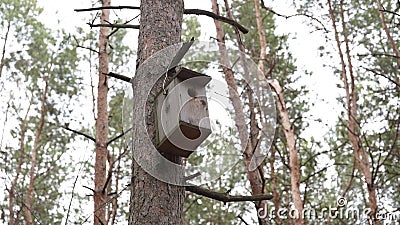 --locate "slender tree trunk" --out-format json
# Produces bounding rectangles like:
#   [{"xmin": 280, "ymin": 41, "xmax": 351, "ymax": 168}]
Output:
[
  {"xmin": 269, "ymin": 80, "xmax": 304, "ymax": 225},
  {"xmin": 211, "ymin": 1, "xmax": 268, "ymax": 224},
  {"xmin": 24, "ymin": 78, "xmax": 48, "ymax": 225},
  {"xmin": 376, "ymin": 0, "xmax": 400, "ymax": 67},
  {"xmin": 376, "ymin": 0, "xmax": 400, "ymax": 92},
  {"xmin": 0, "ymin": 20, "xmax": 10, "ymax": 78},
  {"xmin": 8, "ymin": 98, "xmax": 33, "ymax": 225},
  {"xmin": 252, "ymin": 1, "xmax": 304, "ymax": 224},
  {"xmin": 128, "ymin": 0, "xmax": 185, "ymax": 224},
  {"xmin": 94, "ymin": 0, "xmax": 110, "ymax": 224},
  {"xmin": 253, "ymin": 0, "xmax": 267, "ymax": 75},
  {"xmin": 270, "ymin": 146, "xmax": 281, "ymax": 225},
  {"xmin": 328, "ymin": 0, "xmax": 379, "ymax": 224}
]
